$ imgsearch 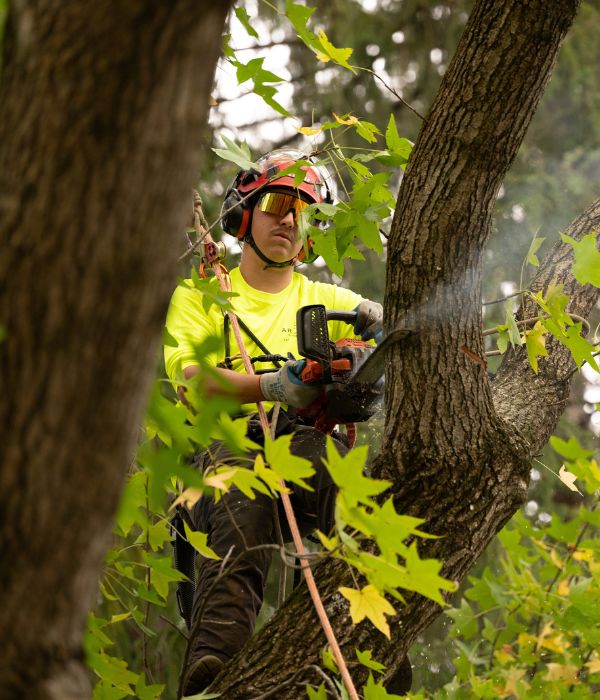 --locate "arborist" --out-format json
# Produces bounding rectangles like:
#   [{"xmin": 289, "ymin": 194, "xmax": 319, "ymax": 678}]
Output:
[{"xmin": 164, "ymin": 149, "xmax": 383, "ymax": 696}]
